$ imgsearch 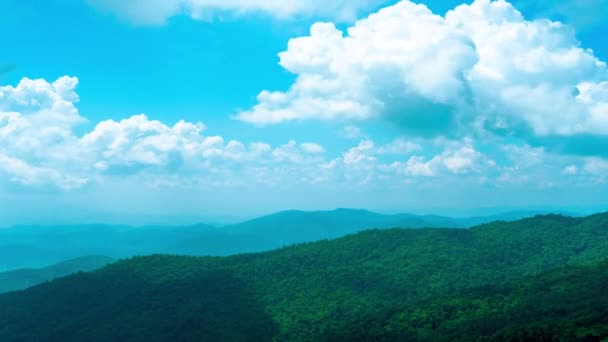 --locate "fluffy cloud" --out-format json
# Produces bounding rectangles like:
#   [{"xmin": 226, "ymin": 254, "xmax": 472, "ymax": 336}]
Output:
[
  {"xmin": 391, "ymin": 143, "xmax": 495, "ymax": 177},
  {"xmin": 236, "ymin": 0, "xmax": 608, "ymax": 155},
  {"xmin": 1, "ymin": 75, "xmax": 605, "ymax": 192},
  {"xmin": 0, "ymin": 76, "xmax": 509, "ymax": 191},
  {"xmin": 0, "ymin": 76, "xmax": 332, "ymax": 189},
  {"xmin": 86, "ymin": 0, "xmax": 383, "ymax": 25}
]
